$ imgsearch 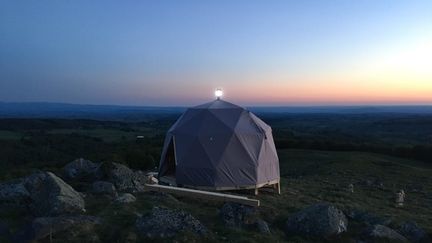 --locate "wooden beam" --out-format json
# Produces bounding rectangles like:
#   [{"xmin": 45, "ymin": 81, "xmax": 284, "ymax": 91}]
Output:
[
  {"xmin": 144, "ymin": 184, "xmax": 260, "ymax": 207},
  {"xmin": 277, "ymin": 180, "xmax": 281, "ymax": 195},
  {"xmin": 172, "ymin": 136, "xmax": 178, "ymax": 166}
]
